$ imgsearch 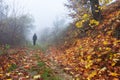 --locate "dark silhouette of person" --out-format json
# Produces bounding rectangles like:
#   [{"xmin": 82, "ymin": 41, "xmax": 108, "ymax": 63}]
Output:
[{"xmin": 33, "ymin": 33, "xmax": 37, "ymax": 45}]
